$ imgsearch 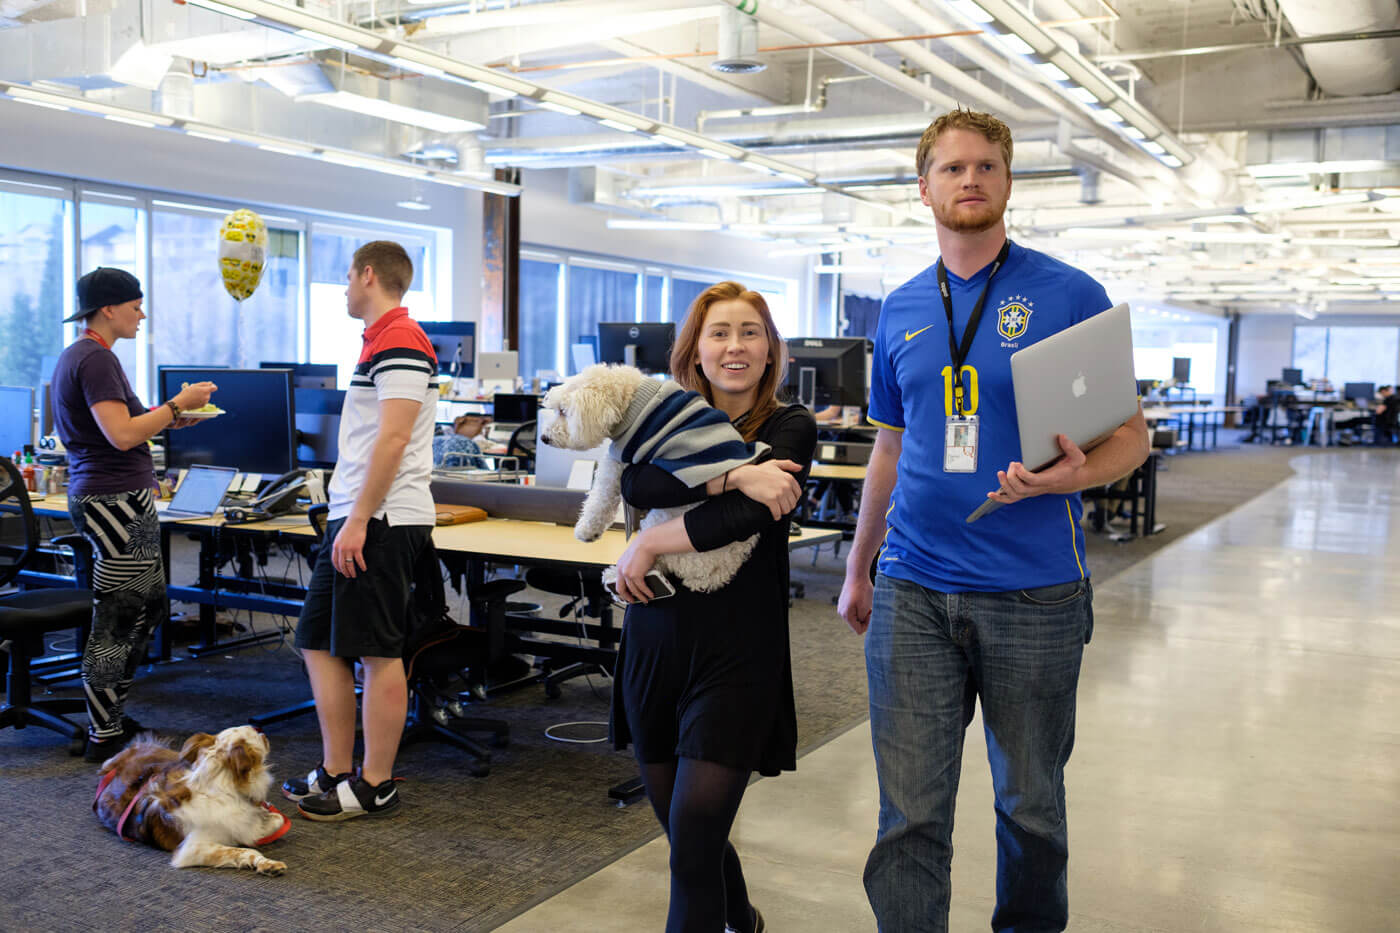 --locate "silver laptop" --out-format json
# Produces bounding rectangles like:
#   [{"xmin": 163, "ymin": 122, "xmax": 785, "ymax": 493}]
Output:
[
  {"xmin": 156, "ymin": 464, "xmax": 237, "ymax": 521},
  {"xmin": 968, "ymin": 303, "xmax": 1138, "ymax": 523}
]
